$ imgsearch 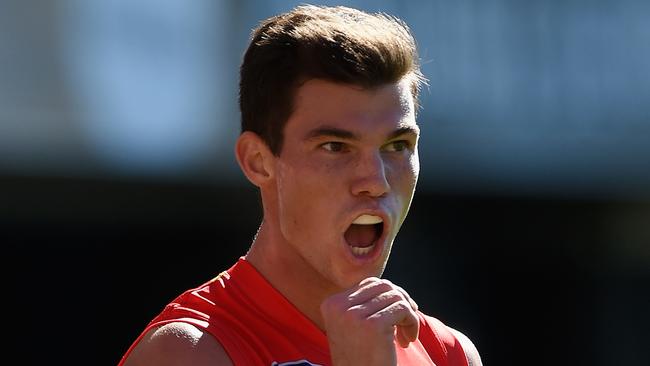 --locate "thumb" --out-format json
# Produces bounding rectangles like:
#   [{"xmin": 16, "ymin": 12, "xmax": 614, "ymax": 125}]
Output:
[{"xmin": 395, "ymin": 315, "xmax": 419, "ymax": 348}]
